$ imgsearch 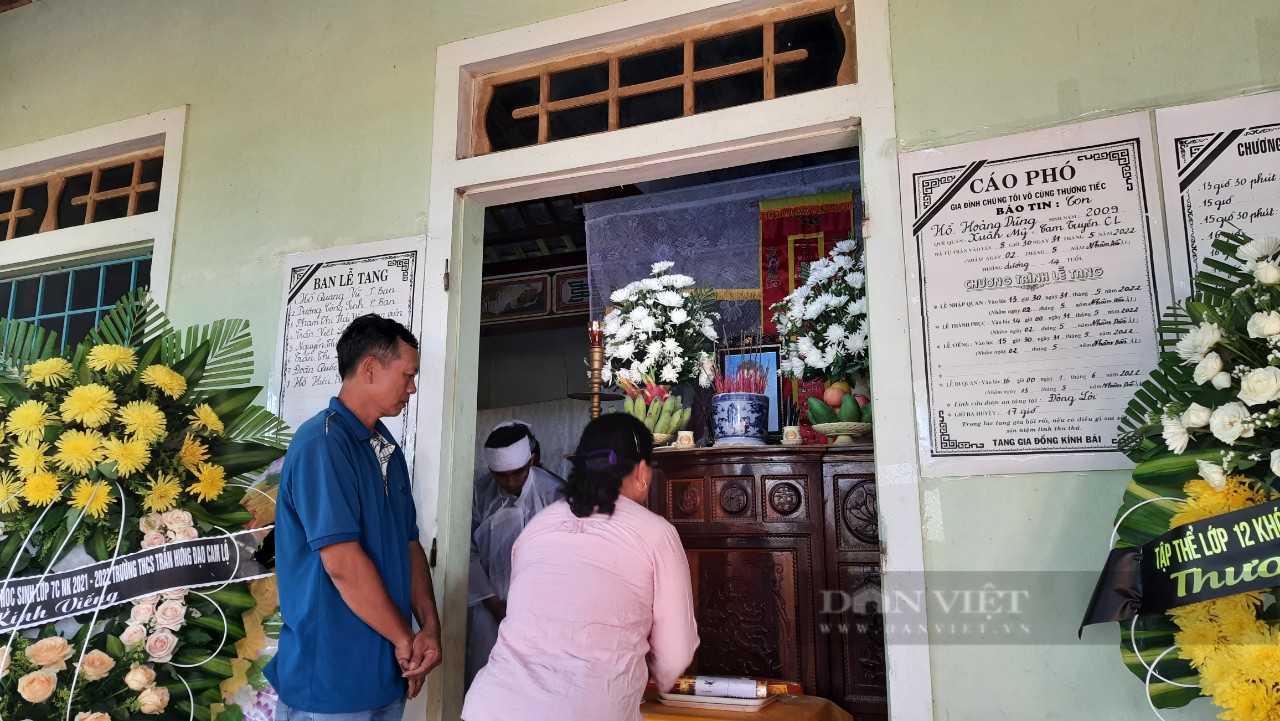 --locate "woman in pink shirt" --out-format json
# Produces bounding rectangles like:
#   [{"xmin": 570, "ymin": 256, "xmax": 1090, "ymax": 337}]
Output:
[{"xmin": 462, "ymin": 413, "xmax": 699, "ymax": 721}]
